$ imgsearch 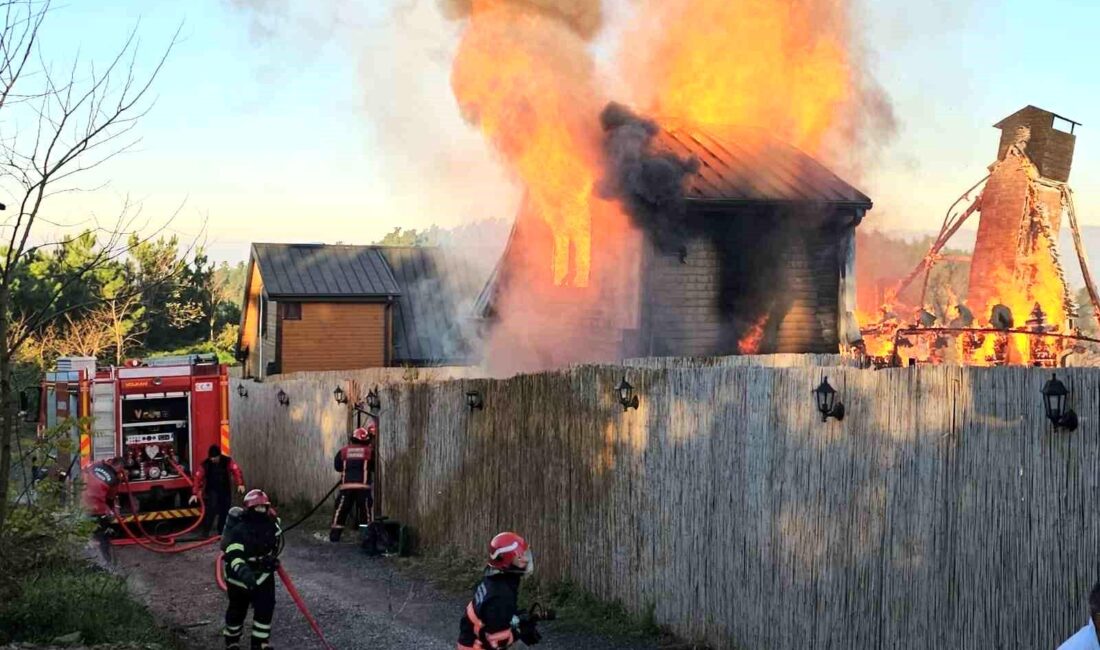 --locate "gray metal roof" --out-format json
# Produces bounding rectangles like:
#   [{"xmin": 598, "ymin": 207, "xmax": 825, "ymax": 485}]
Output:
[
  {"xmin": 653, "ymin": 123, "xmax": 873, "ymax": 209},
  {"xmin": 252, "ymin": 243, "xmax": 400, "ymax": 299},
  {"xmin": 378, "ymin": 247, "xmax": 486, "ymax": 364}
]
